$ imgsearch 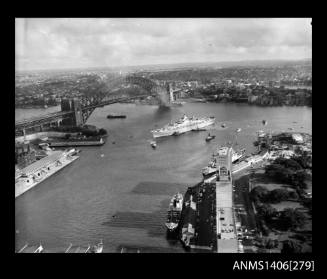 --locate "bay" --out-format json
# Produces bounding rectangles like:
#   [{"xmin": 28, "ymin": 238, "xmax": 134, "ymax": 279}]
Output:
[{"xmin": 15, "ymin": 102, "xmax": 312, "ymax": 252}]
